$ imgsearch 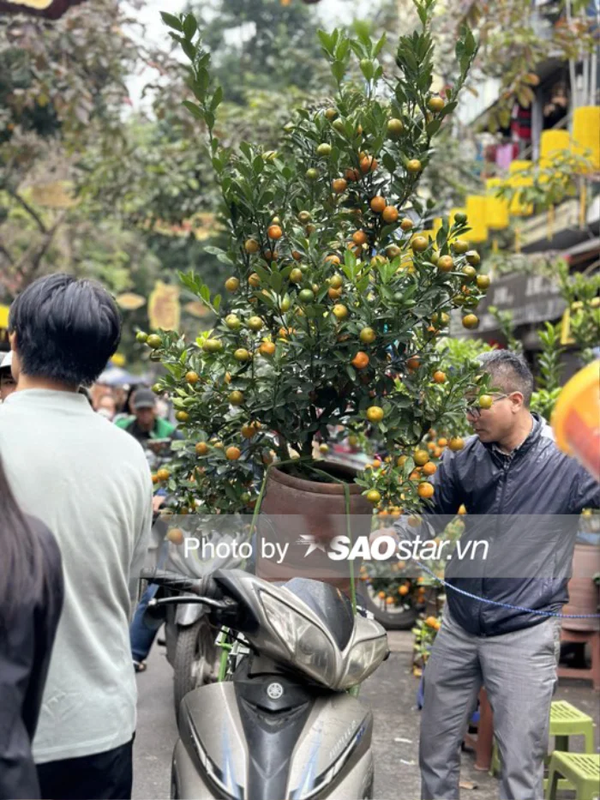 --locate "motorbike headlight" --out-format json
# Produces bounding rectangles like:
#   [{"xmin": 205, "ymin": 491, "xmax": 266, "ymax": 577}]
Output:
[
  {"xmin": 339, "ymin": 635, "xmax": 389, "ymax": 690},
  {"xmin": 260, "ymin": 592, "xmax": 338, "ymax": 687}
]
